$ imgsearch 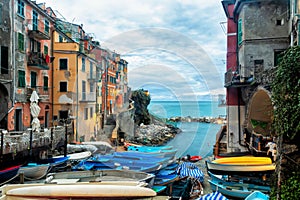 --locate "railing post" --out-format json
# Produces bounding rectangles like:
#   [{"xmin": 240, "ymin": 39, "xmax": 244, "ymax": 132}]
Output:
[{"xmin": 64, "ymin": 123, "xmax": 68, "ymax": 157}]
